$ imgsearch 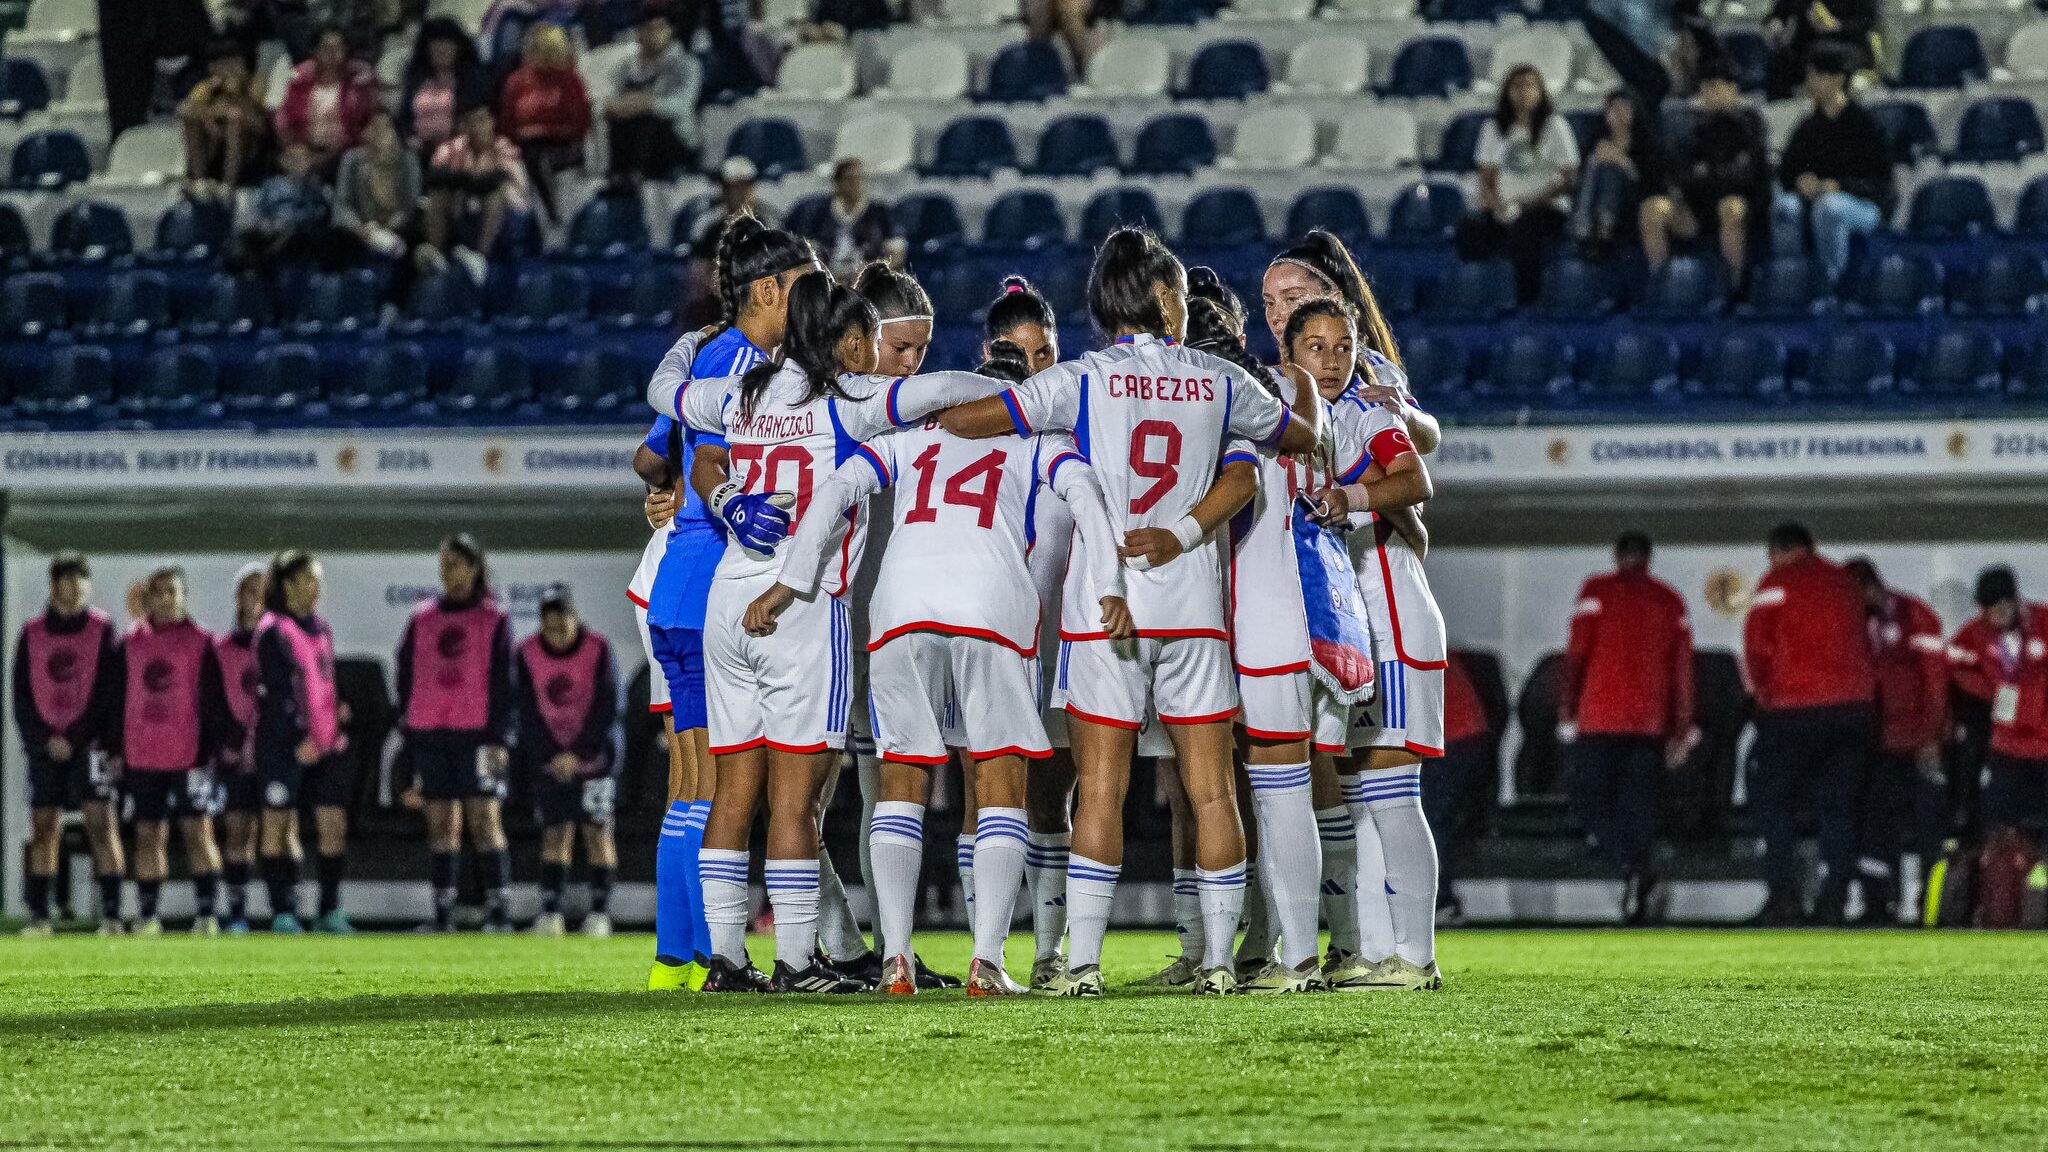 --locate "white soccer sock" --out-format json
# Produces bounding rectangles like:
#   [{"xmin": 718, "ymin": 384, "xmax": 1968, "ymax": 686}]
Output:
[
  {"xmin": 971, "ymin": 807, "xmax": 1029, "ymax": 964},
  {"xmin": 697, "ymin": 848, "xmax": 752, "ymax": 964},
  {"xmin": 816, "ymin": 848, "xmax": 870, "ymax": 961},
  {"xmin": 1025, "ymin": 830, "xmax": 1070, "ymax": 961},
  {"xmin": 1196, "ymin": 862, "xmax": 1248, "ymax": 973},
  {"xmin": 1065, "ymin": 854, "xmax": 1121, "ymax": 970},
  {"xmin": 855, "ymin": 754, "xmax": 880, "ymax": 926},
  {"xmin": 763, "ymin": 858, "xmax": 821, "ymax": 970},
  {"xmin": 1171, "ymin": 868, "xmax": 1204, "ymax": 962},
  {"xmin": 866, "ymin": 801, "xmax": 925, "ymax": 962},
  {"xmin": 955, "ymin": 833, "xmax": 975, "ymax": 924},
  {"xmin": 1247, "ymin": 763, "xmax": 1320, "ymax": 970},
  {"xmin": 1234, "ymin": 862, "xmax": 1271, "ymax": 968},
  {"xmin": 1363, "ymin": 767, "xmax": 1437, "ymax": 968},
  {"xmin": 1344, "ymin": 773, "xmax": 1396, "ymax": 963},
  {"xmin": 1315, "ymin": 804, "xmax": 1360, "ymax": 955}
]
